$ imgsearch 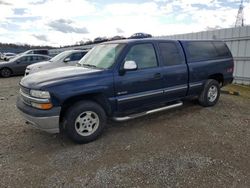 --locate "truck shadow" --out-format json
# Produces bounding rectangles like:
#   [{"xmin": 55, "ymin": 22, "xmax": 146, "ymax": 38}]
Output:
[
  {"xmin": 21, "ymin": 99, "xmax": 203, "ymax": 149},
  {"xmin": 110, "ymin": 100, "xmax": 200, "ymax": 125}
]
